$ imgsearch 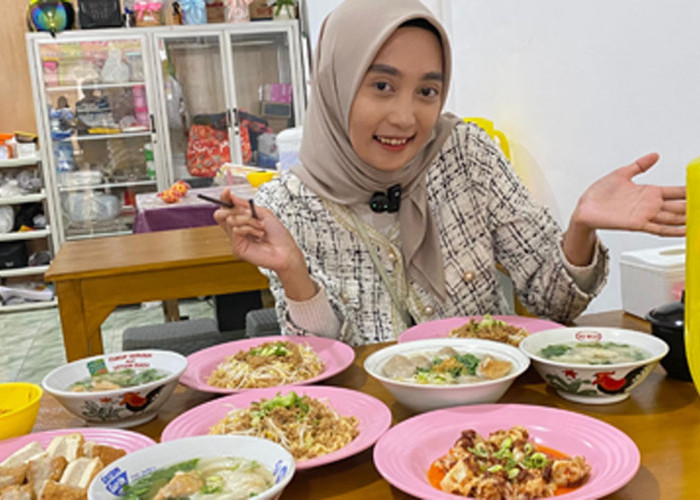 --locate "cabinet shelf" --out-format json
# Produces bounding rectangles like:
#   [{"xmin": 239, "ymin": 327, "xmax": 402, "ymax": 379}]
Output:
[
  {"xmin": 45, "ymin": 81, "xmax": 147, "ymax": 92},
  {"xmin": 0, "ymin": 156, "xmax": 40, "ymax": 168},
  {"xmin": 0, "ymin": 265, "xmax": 50, "ymax": 279},
  {"xmin": 56, "ymin": 131, "xmax": 151, "ymax": 142},
  {"xmin": 0, "ymin": 192, "xmax": 47, "ymax": 206},
  {"xmin": 66, "ymin": 229, "xmax": 132, "ymax": 241},
  {"xmin": 0, "ymin": 228, "xmax": 51, "ymax": 242},
  {"xmin": 0, "ymin": 299, "xmax": 57, "ymax": 313},
  {"xmin": 59, "ymin": 180, "xmax": 156, "ymax": 193}
]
